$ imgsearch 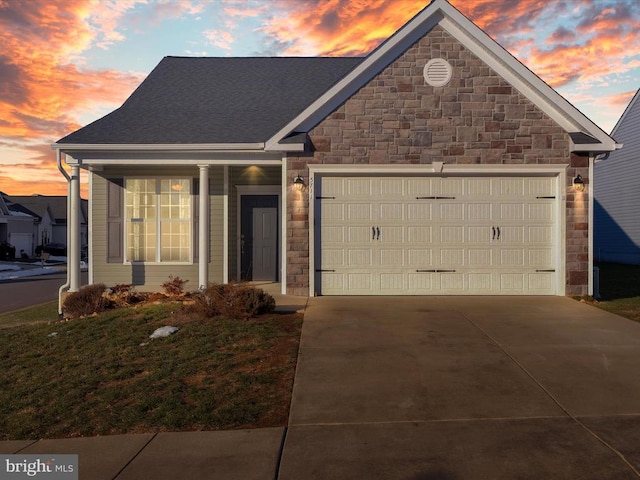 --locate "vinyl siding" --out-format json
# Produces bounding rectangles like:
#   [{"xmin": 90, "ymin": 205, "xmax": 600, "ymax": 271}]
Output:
[
  {"xmin": 91, "ymin": 166, "xmax": 225, "ymax": 291},
  {"xmin": 594, "ymin": 91, "xmax": 640, "ymax": 264}
]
